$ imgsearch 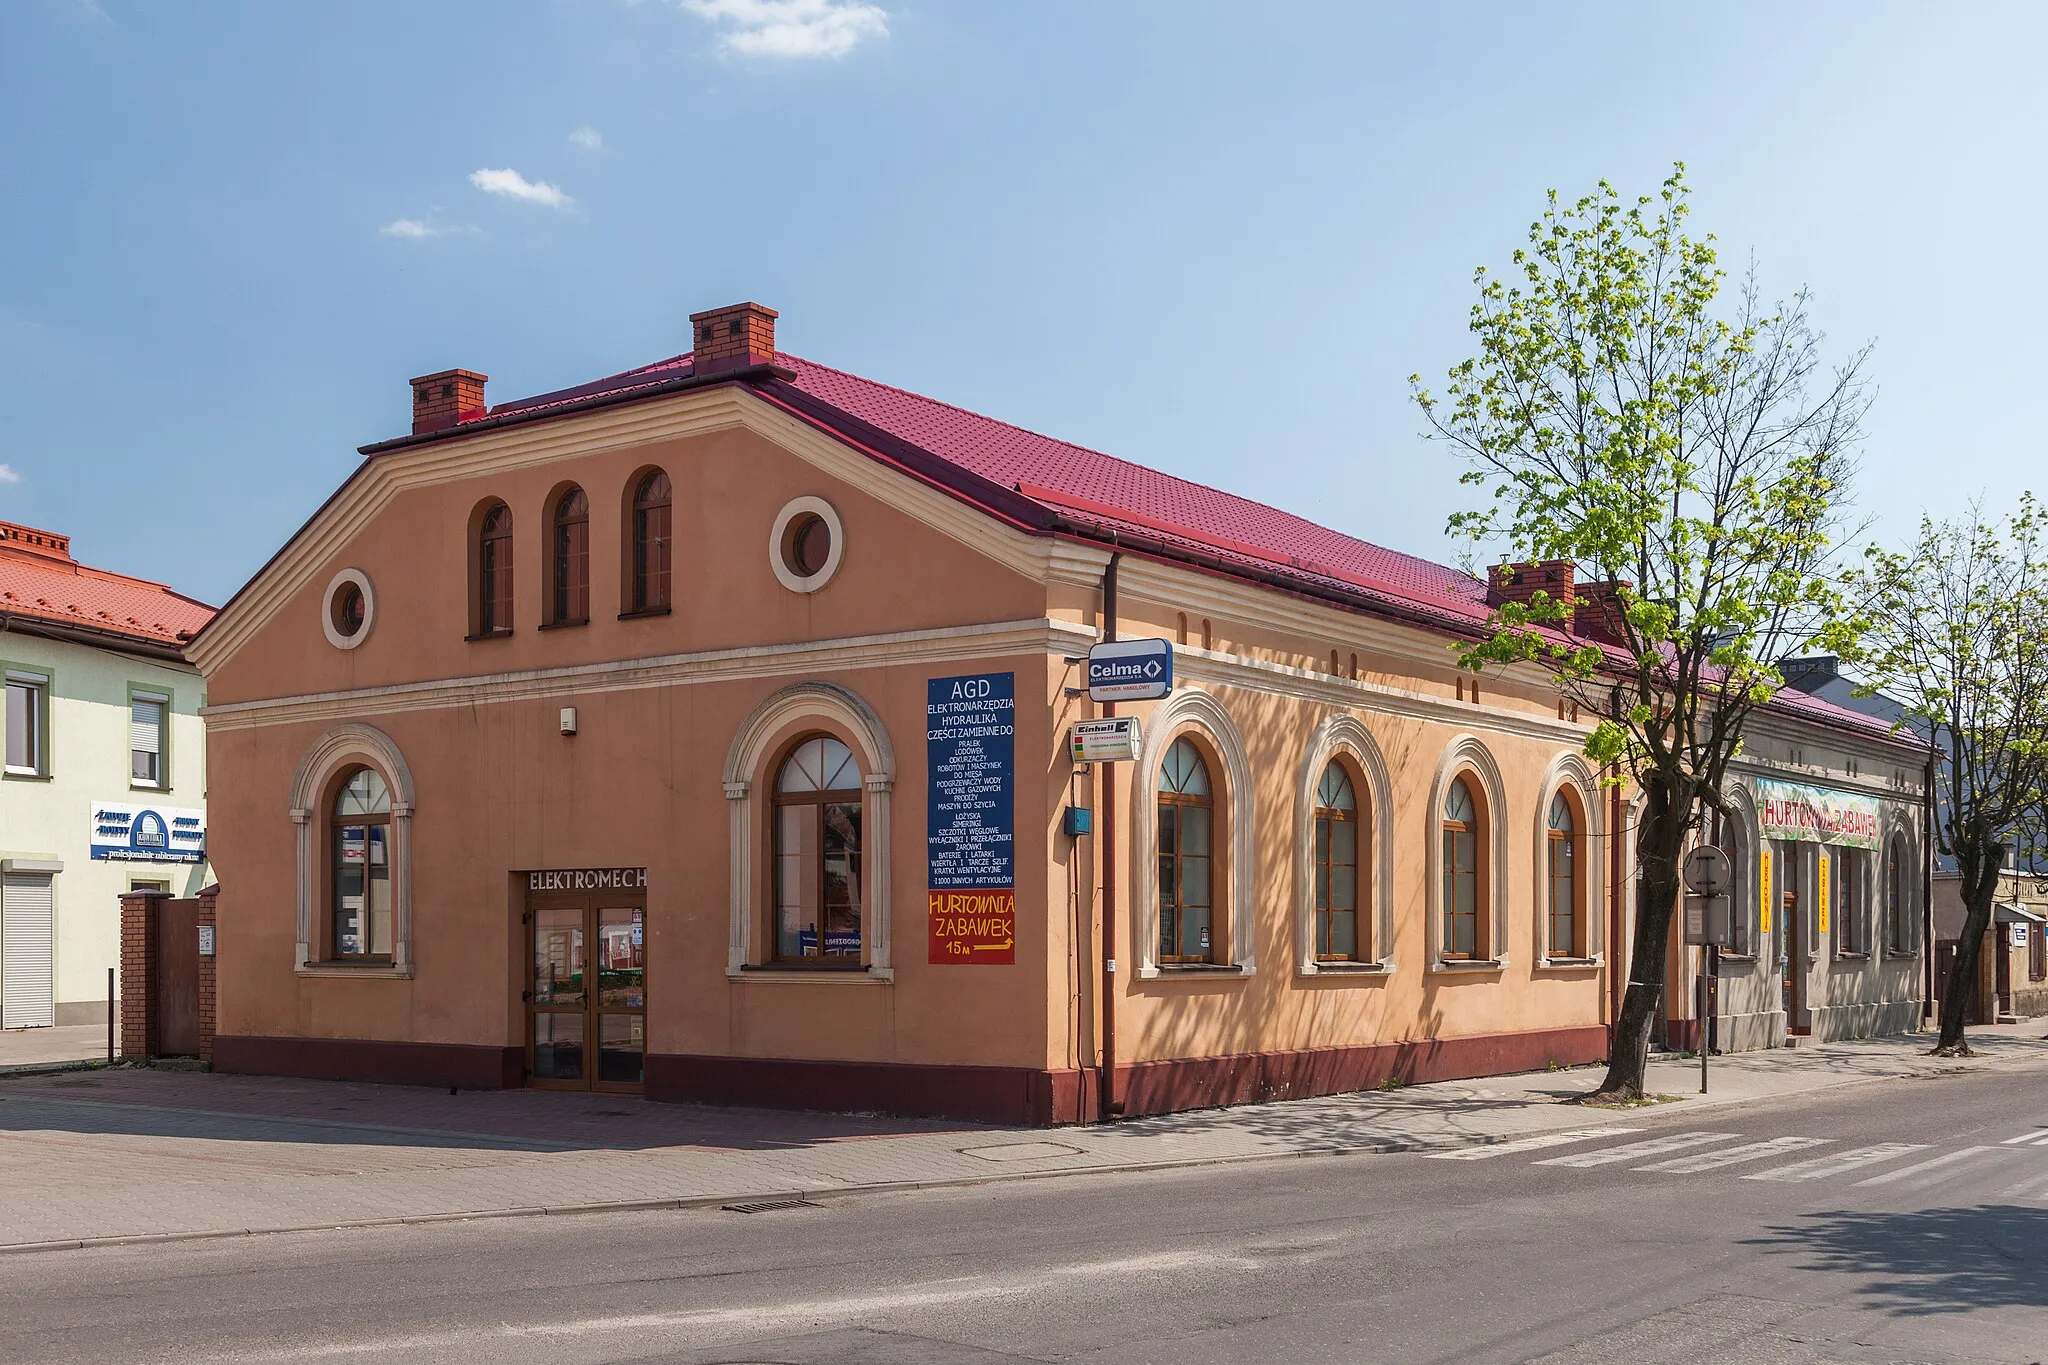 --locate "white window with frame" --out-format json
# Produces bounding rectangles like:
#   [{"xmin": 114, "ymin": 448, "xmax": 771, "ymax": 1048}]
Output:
[
  {"xmin": 6, "ymin": 672, "xmax": 48, "ymax": 776},
  {"xmin": 131, "ymin": 691, "xmax": 168, "ymax": 788}
]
